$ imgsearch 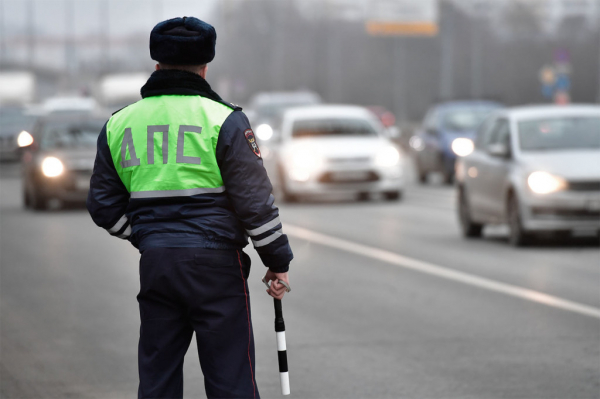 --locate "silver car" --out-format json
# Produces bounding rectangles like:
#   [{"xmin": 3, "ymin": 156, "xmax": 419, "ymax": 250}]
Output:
[{"xmin": 456, "ymin": 105, "xmax": 600, "ymax": 246}]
